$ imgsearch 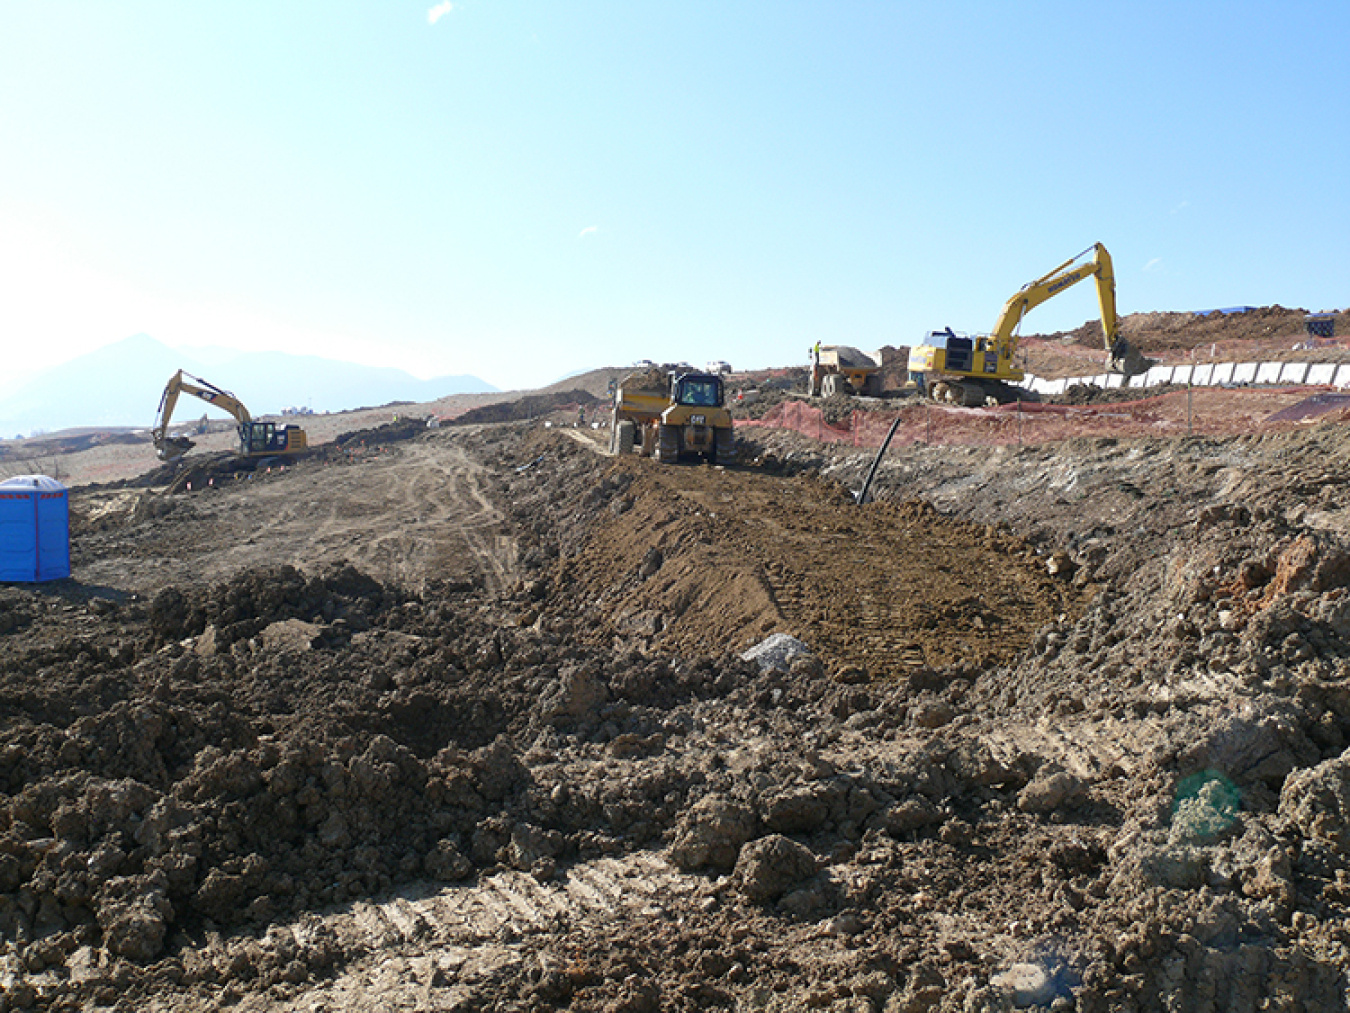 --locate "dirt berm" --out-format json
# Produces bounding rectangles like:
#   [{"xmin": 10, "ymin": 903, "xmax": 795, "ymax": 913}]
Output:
[{"xmin": 4, "ymin": 411, "xmax": 1350, "ymax": 1011}]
